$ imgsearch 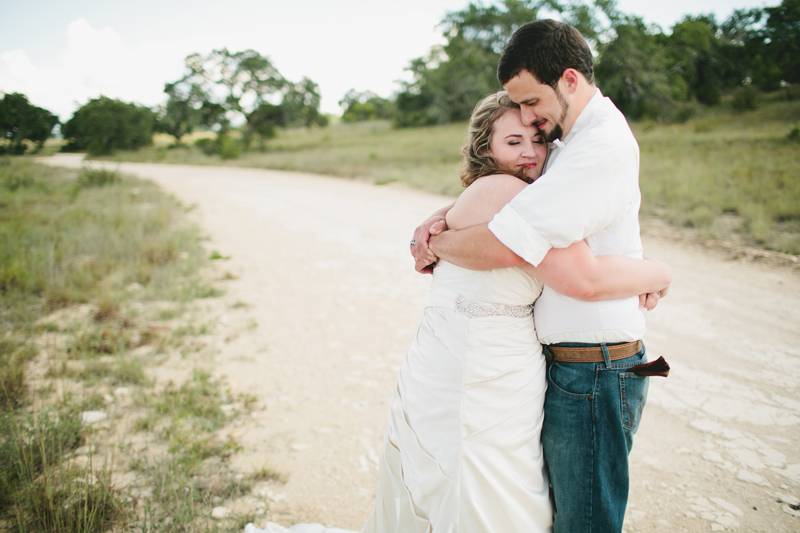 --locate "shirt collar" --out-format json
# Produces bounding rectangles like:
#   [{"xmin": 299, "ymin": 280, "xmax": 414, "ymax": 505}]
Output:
[{"xmin": 560, "ymin": 88, "xmax": 601, "ymax": 146}]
